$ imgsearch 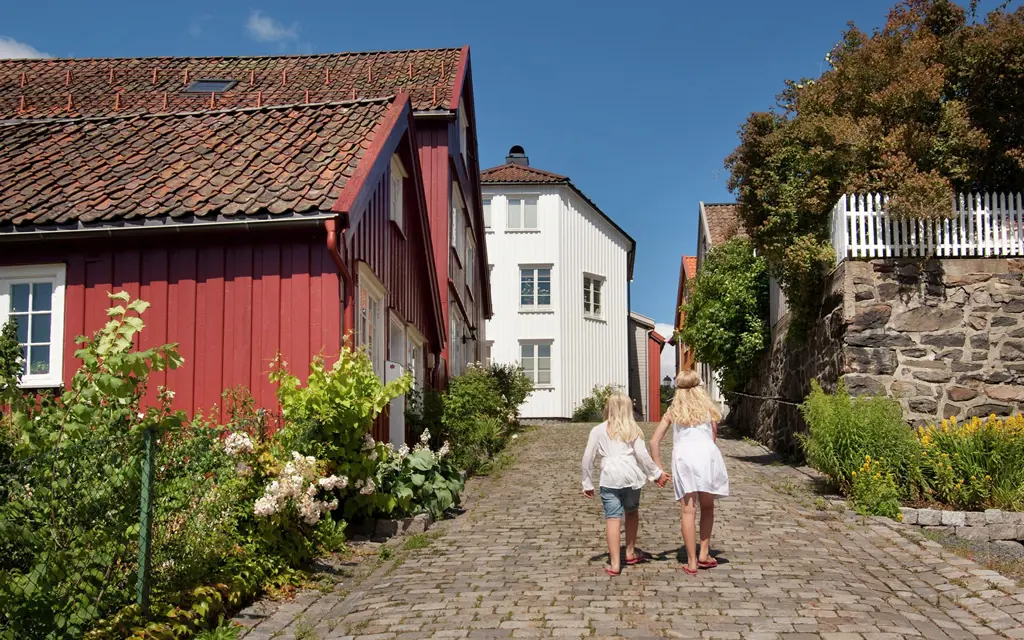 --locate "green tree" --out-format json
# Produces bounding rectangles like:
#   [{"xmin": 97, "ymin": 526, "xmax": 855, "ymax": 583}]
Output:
[
  {"xmin": 726, "ymin": 0, "xmax": 1024, "ymax": 336},
  {"xmin": 680, "ymin": 238, "xmax": 769, "ymax": 395}
]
